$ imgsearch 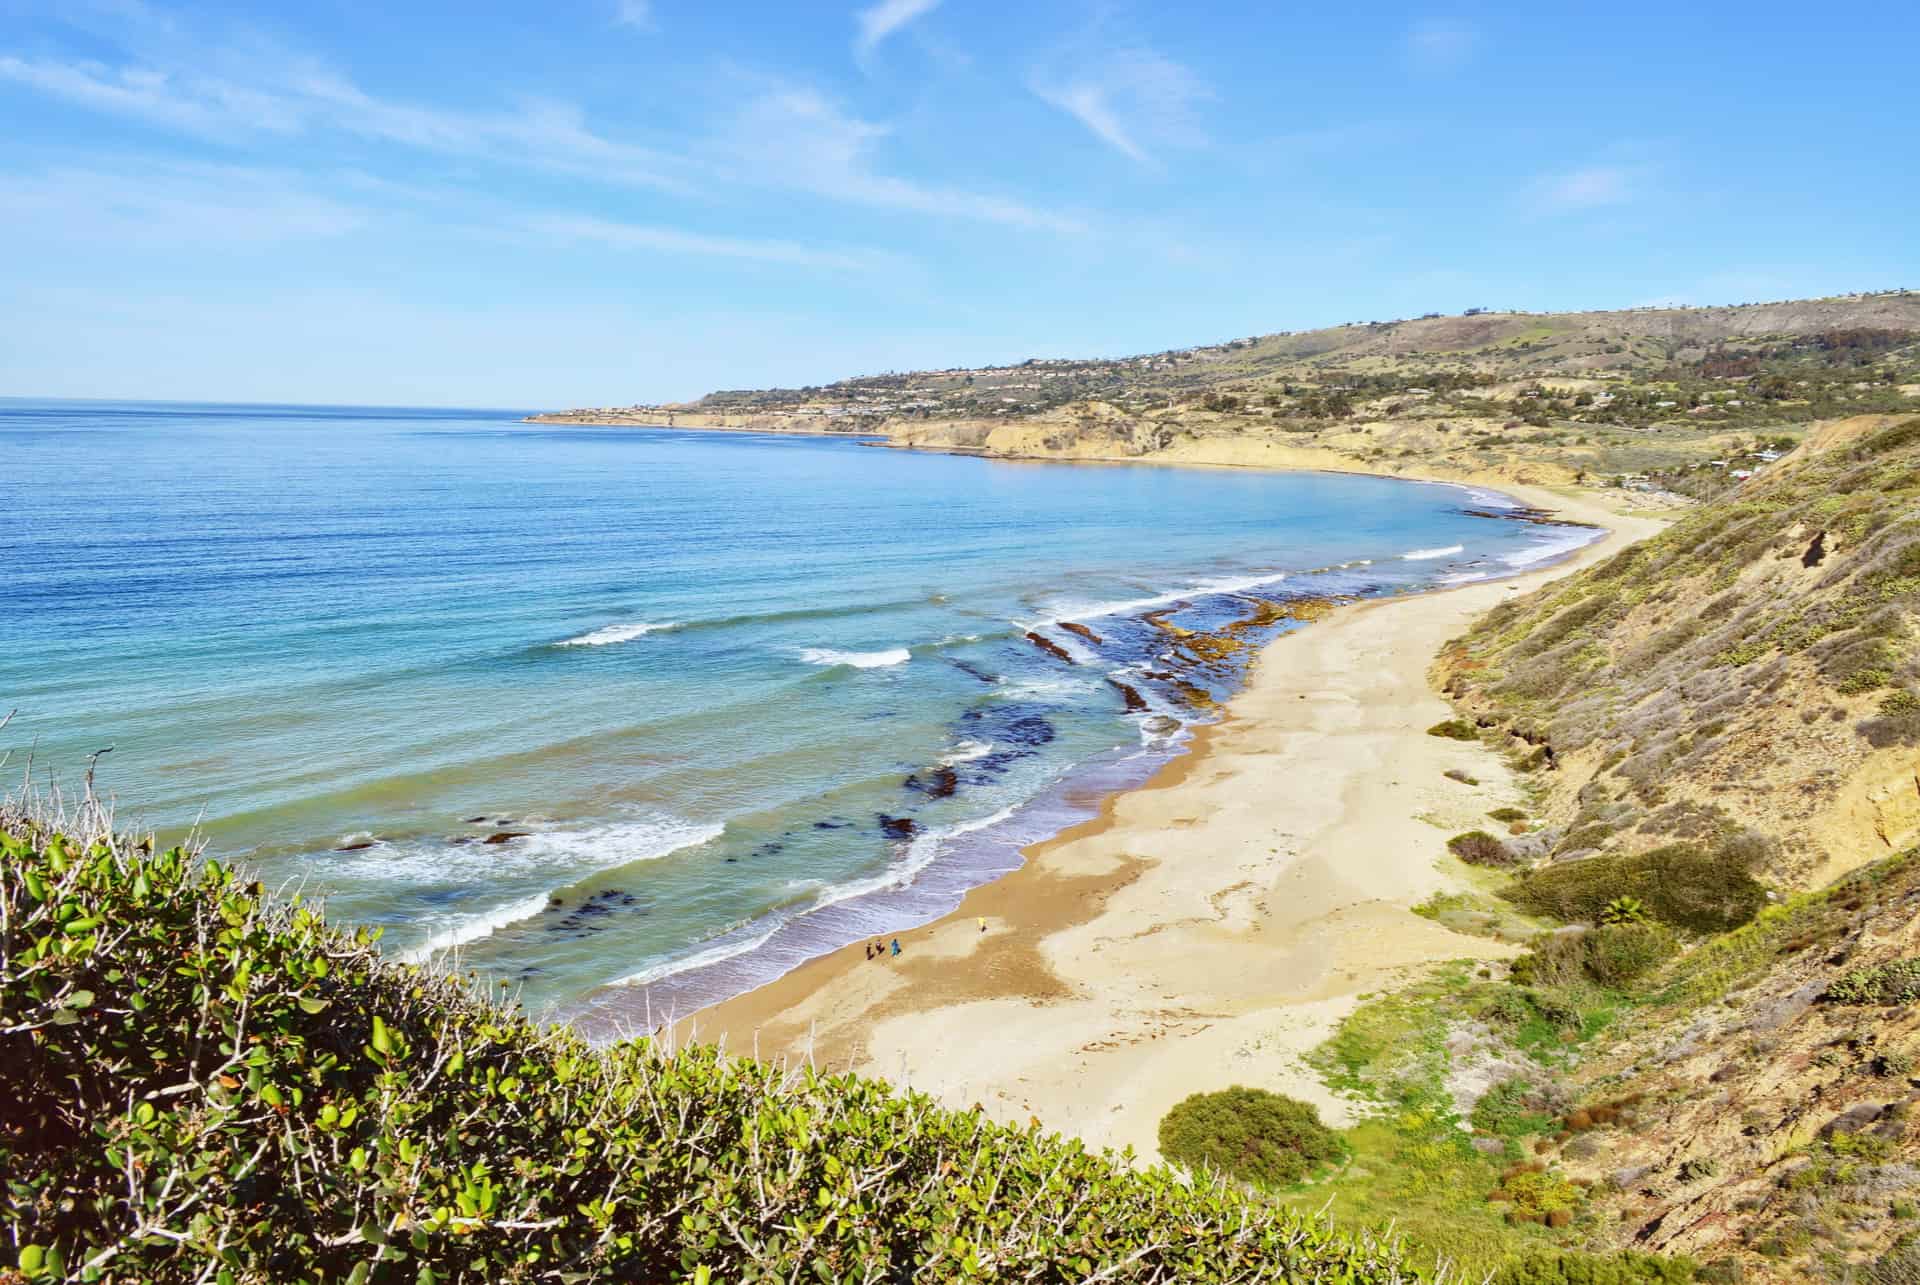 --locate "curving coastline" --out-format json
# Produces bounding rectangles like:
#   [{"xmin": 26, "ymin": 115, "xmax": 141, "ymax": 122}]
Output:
[{"xmin": 680, "ymin": 479, "xmax": 1668, "ymax": 1162}]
